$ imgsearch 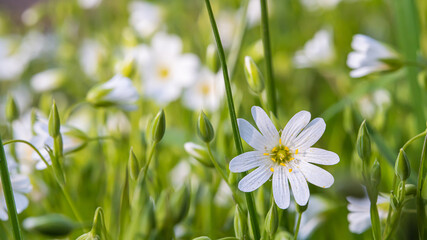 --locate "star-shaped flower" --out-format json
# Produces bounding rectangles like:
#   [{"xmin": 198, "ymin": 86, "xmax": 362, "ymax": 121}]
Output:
[{"xmin": 229, "ymin": 106, "xmax": 339, "ymax": 209}]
